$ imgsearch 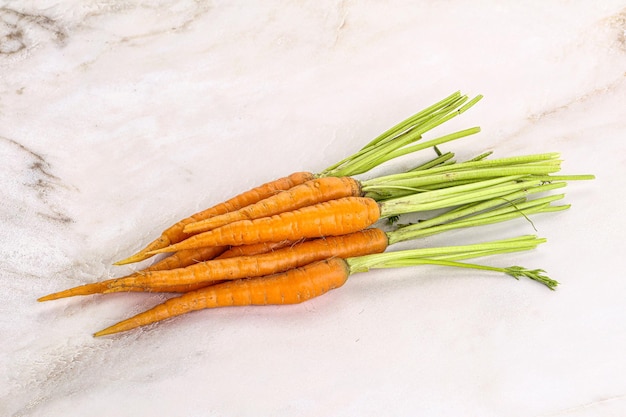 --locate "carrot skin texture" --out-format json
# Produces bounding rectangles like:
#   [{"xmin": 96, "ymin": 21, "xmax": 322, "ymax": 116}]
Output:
[
  {"xmin": 116, "ymin": 172, "xmax": 315, "ymax": 265},
  {"xmin": 183, "ymin": 177, "xmax": 362, "ymax": 234},
  {"xmin": 145, "ymin": 246, "xmax": 228, "ymax": 271},
  {"xmin": 148, "ymin": 197, "xmax": 382, "ymax": 254},
  {"xmin": 216, "ymin": 240, "xmax": 299, "ymax": 259},
  {"xmin": 38, "ymin": 229, "xmax": 385, "ymax": 301},
  {"xmin": 38, "ymin": 246, "xmax": 228, "ymax": 301},
  {"xmin": 94, "ymin": 258, "xmax": 351, "ymax": 336},
  {"xmin": 36, "ymin": 276, "xmax": 218, "ymax": 302},
  {"xmin": 101, "ymin": 229, "xmax": 388, "ymax": 291}
]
